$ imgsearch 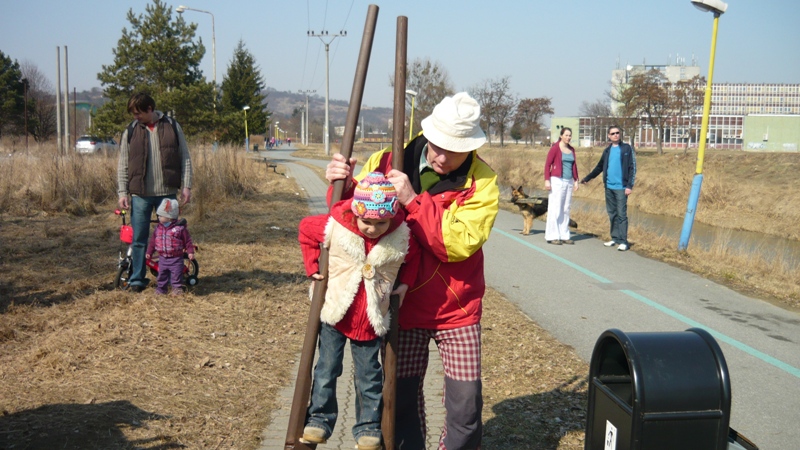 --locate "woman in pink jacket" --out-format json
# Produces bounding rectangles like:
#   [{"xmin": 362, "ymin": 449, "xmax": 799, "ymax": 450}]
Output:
[{"xmin": 544, "ymin": 127, "xmax": 579, "ymax": 245}]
